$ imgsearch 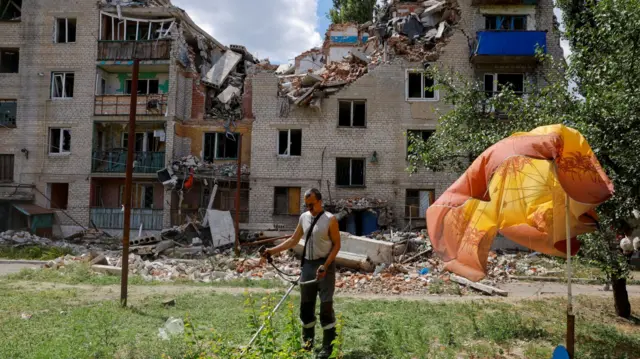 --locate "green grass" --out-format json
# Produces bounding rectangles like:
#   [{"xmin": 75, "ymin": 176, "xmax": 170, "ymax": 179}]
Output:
[
  {"xmin": 0, "ymin": 245, "xmax": 74, "ymax": 261},
  {"xmin": 6, "ymin": 263, "xmax": 285, "ymax": 289},
  {"xmin": 0, "ymin": 279, "xmax": 638, "ymax": 359}
]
